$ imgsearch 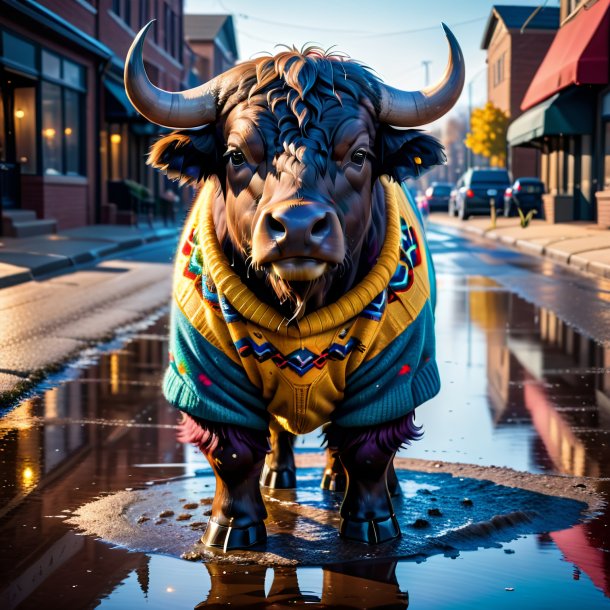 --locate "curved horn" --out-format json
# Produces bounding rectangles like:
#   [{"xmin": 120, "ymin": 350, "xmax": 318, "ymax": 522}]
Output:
[
  {"xmin": 379, "ymin": 23, "xmax": 465, "ymax": 127},
  {"xmin": 124, "ymin": 21, "xmax": 219, "ymax": 129}
]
